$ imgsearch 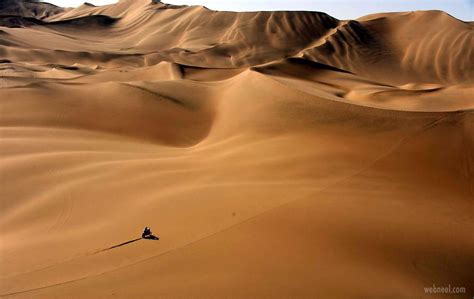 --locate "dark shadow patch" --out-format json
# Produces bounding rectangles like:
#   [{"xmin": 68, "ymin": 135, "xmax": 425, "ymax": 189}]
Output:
[
  {"xmin": 120, "ymin": 82, "xmax": 188, "ymax": 108},
  {"xmin": 95, "ymin": 238, "xmax": 143, "ymax": 254},
  {"xmin": 46, "ymin": 15, "xmax": 119, "ymax": 27}
]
